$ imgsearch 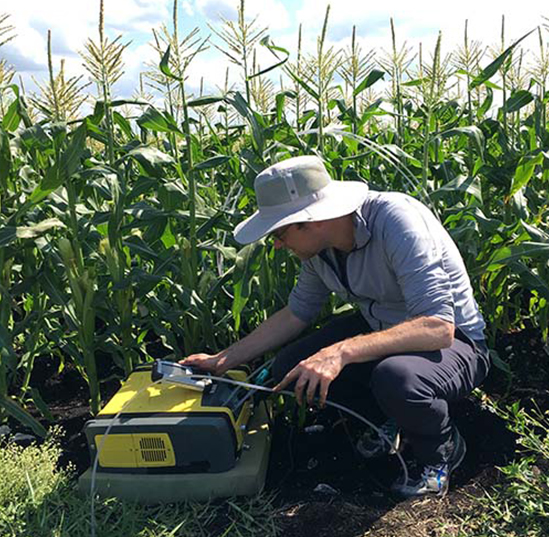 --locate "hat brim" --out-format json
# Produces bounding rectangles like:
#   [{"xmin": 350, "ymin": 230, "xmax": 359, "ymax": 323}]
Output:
[{"xmin": 233, "ymin": 181, "xmax": 369, "ymax": 244}]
